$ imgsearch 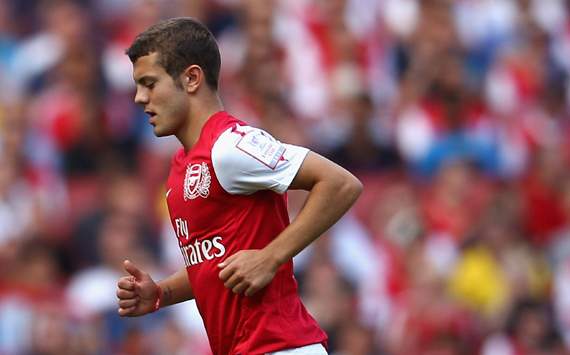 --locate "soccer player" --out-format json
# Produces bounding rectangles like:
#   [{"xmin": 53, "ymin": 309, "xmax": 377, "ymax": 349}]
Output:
[{"xmin": 115, "ymin": 17, "xmax": 362, "ymax": 355}]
